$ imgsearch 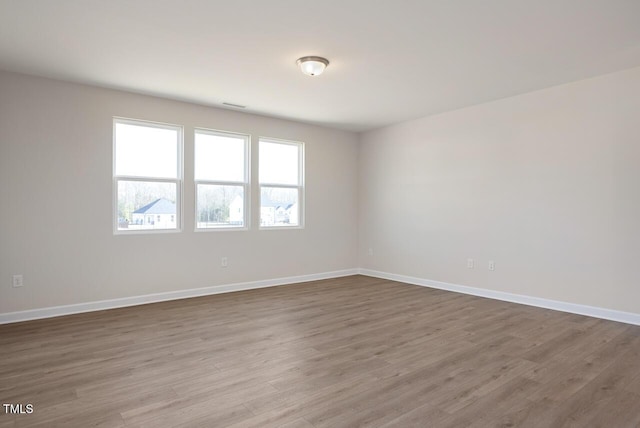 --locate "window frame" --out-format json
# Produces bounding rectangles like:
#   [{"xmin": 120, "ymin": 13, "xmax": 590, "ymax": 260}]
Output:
[
  {"xmin": 258, "ymin": 137, "xmax": 305, "ymax": 230},
  {"xmin": 112, "ymin": 117, "xmax": 184, "ymax": 235},
  {"xmin": 194, "ymin": 128, "xmax": 250, "ymax": 231}
]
